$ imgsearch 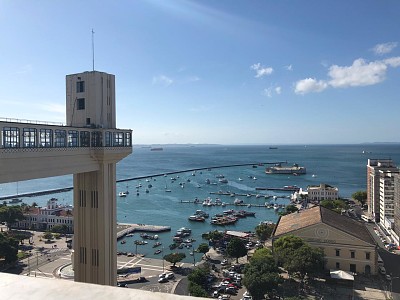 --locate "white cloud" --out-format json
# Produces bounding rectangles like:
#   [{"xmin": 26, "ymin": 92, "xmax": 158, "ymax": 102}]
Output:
[
  {"xmin": 295, "ymin": 56, "xmax": 400, "ymax": 94},
  {"xmin": 152, "ymin": 75, "xmax": 173, "ymax": 87},
  {"xmin": 285, "ymin": 65, "xmax": 293, "ymax": 71},
  {"xmin": 295, "ymin": 78, "xmax": 328, "ymax": 94},
  {"xmin": 384, "ymin": 57, "xmax": 400, "ymax": 67},
  {"xmin": 372, "ymin": 42, "xmax": 398, "ymax": 55},
  {"xmin": 328, "ymin": 58, "xmax": 387, "ymax": 88},
  {"xmin": 251, "ymin": 63, "xmax": 273, "ymax": 78},
  {"xmin": 184, "ymin": 76, "xmax": 200, "ymax": 83},
  {"xmin": 263, "ymin": 87, "xmax": 273, "ymax": 97},
  {"xmin": 263, "ymin": 85, "xmax": 282, "ymax": 97}
]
